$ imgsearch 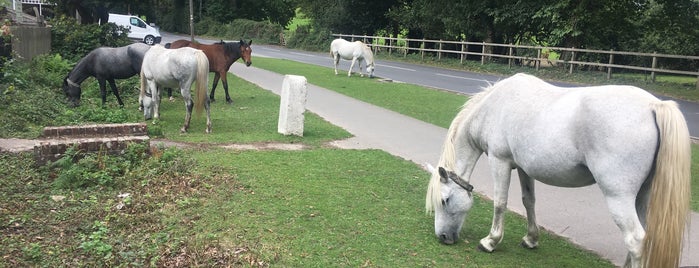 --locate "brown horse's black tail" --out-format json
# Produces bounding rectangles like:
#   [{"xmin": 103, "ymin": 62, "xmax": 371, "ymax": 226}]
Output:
[{"xmin": 164, "ymin": 43, "xmax": 171, "ymax": 49}]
